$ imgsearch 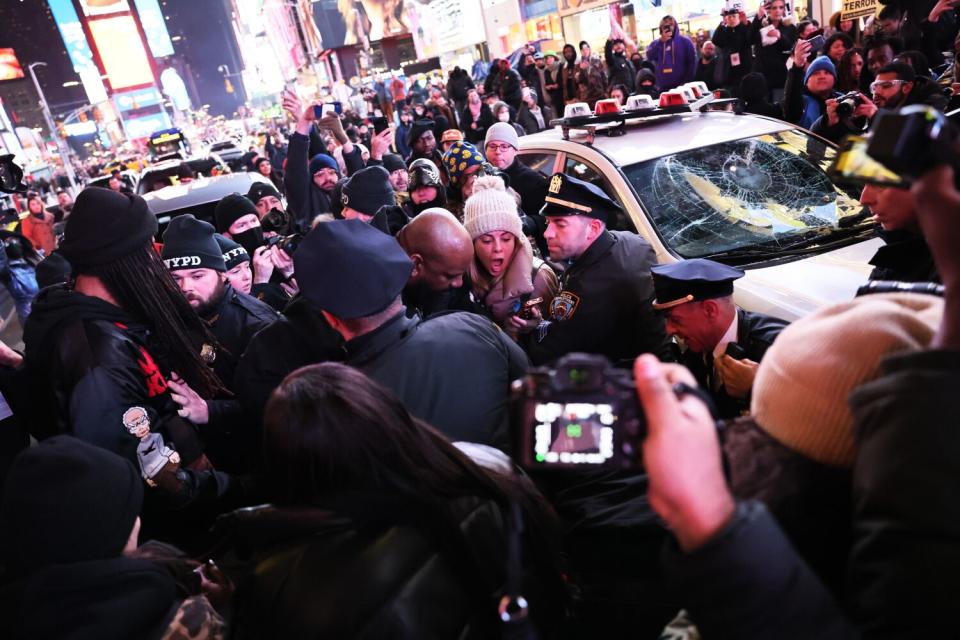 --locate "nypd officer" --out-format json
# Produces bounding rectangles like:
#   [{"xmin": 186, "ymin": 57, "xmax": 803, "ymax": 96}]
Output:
[
  {"xmin": 160, "ymin": 215, "xmax": 279, "ymax": 472},
  {"xmin": 651, "ymin": 258, "xmax": 788, "ymax": 418},
  {"xmin": 528, "ymin": 173, "xmax": 670, "ymax": 366}
]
